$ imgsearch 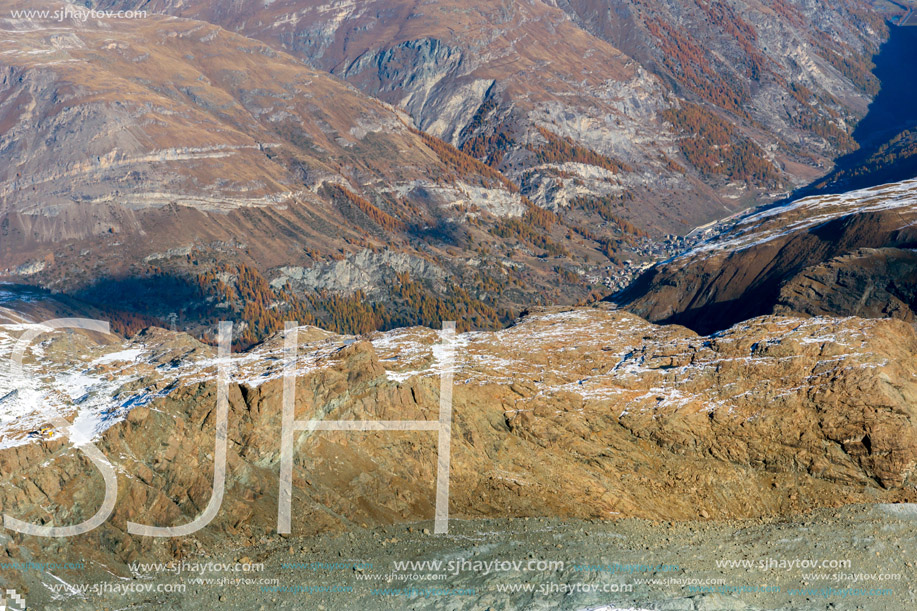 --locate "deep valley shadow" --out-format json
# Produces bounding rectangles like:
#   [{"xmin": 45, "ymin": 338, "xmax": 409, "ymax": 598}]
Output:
[{"xmin": 779, "ymin": 24, "xmax": 917, "ymax": 202}]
